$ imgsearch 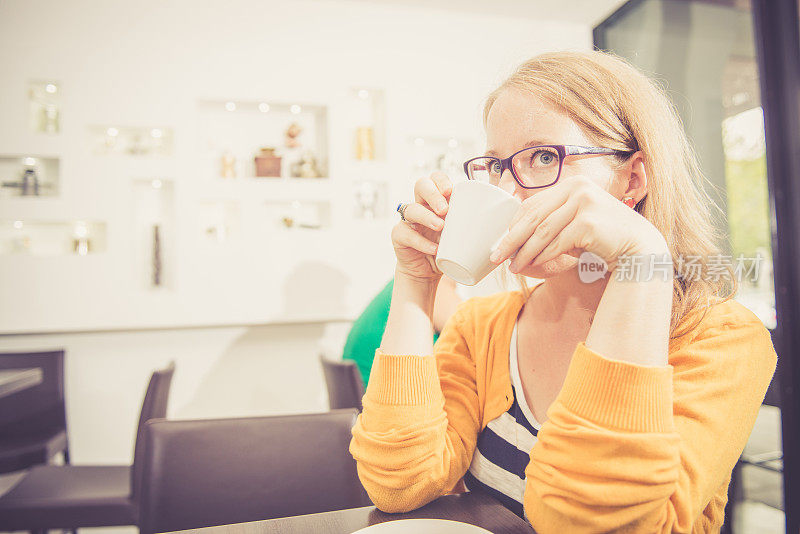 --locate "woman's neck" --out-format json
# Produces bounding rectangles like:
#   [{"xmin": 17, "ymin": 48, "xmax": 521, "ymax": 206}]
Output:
[{"xmin": 526, "ymin": 268, "xmax": 610, "ymax": 324}]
